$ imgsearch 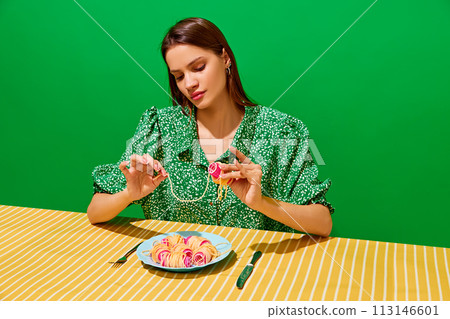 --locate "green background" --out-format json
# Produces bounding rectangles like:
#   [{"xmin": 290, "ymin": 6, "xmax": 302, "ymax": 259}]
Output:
[{"xmin": 1, "ymin": 0, "xmax": 449, "ymax": 248}]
